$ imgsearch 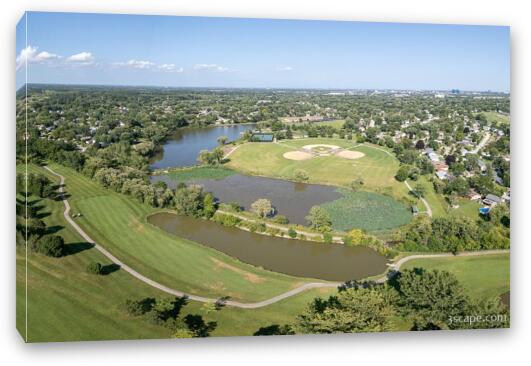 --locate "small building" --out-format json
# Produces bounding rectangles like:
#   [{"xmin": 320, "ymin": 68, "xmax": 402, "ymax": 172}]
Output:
[
  {"xmin": 428, "ymin": 152, "xmax": 440, "ymax": 162},
  {"xmin": 434, "ymin": 162, "xmax": 449, "ymax": 172},
  {"xmin": 435, "ymin": 171, "xmax": 448, "ymax": 180},
  {"xmin": 467, "ymin": 190, "xmax": 482, "ymax": 201},
  {"xmin": 478, "ymin": 160, "xmax": 487, "ymax": 172},
  {"xmin": 483, "ymin": 194, "xmax": 502, "ymax": 206},
  {"xmin": 251, "ymin": 132, "xmax": 274, "ymax": 142}
]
